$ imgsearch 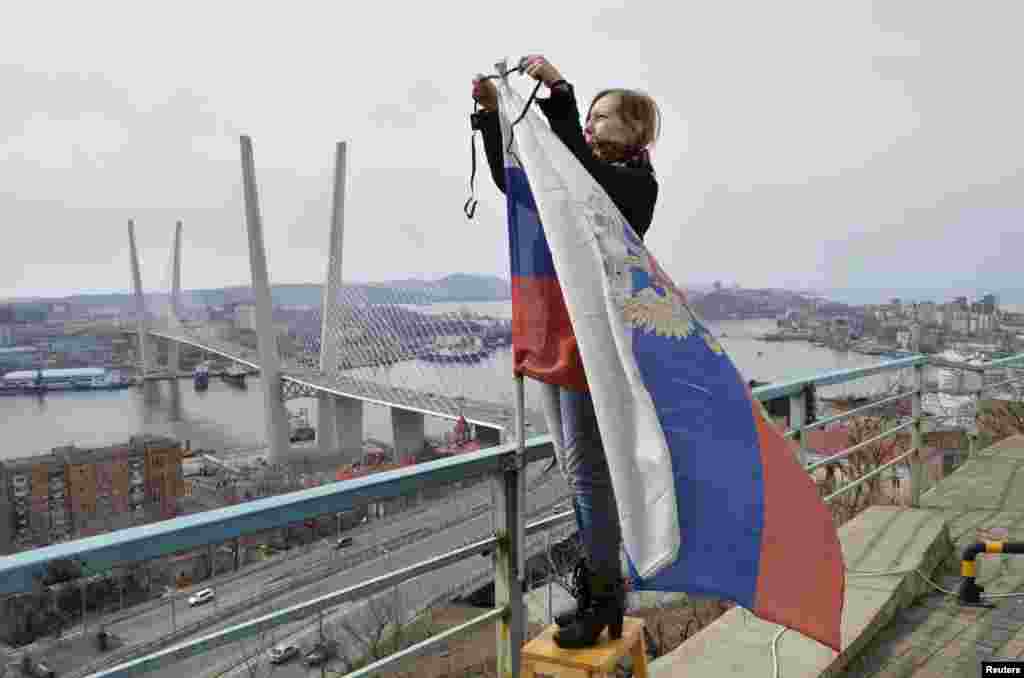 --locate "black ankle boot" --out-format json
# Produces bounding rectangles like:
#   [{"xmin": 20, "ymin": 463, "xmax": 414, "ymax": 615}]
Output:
[
  {"xmin": 554, "ymin": 558, "xmax": 592, "ymax": 628},
  {"xmin": 553, "ymin": 569, "xmax": 625, "ymax": 649}
]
